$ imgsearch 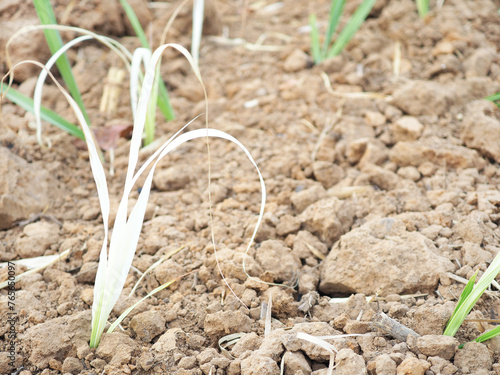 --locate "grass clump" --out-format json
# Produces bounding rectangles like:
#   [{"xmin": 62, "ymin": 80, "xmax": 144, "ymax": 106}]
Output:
[
  {"xmin": 3, "ymin": 0, "xmax": 176, "ymax": 147},
  {"xmin": 309, "ymin": 0, "xmax": 376, "ymax": 64},
  {"xmin": 2, "ymin": 41, "xmax": 266, "ymax": 347}
]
